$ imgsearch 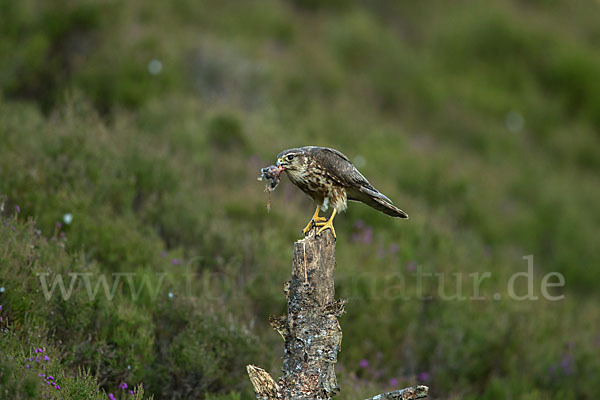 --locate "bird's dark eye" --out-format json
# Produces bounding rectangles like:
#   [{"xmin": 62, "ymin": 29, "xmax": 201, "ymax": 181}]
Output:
[{"xmin": 287, "ymin": 154, "xmax": 294, "ymax": 161}]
